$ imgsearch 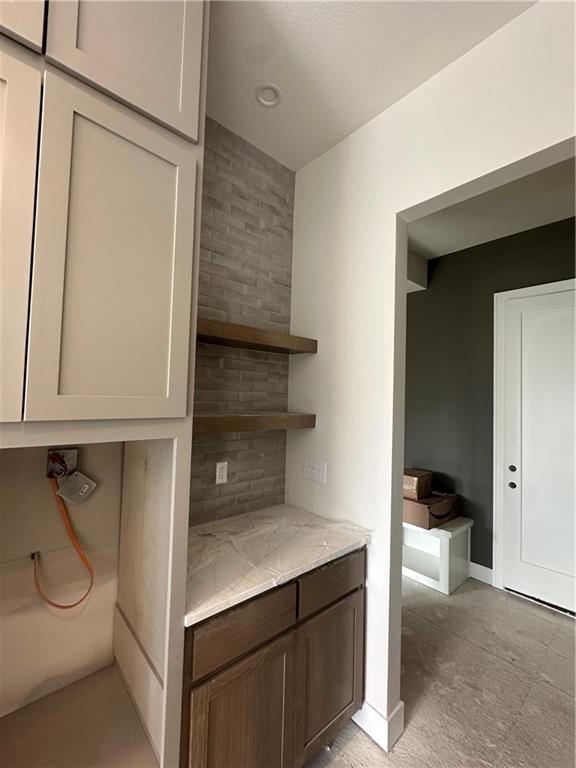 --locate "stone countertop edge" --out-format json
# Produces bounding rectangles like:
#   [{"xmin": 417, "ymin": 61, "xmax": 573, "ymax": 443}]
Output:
[{"xmin": 184, "ymin": 504, "xmax": 371, "ymax": 628}]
